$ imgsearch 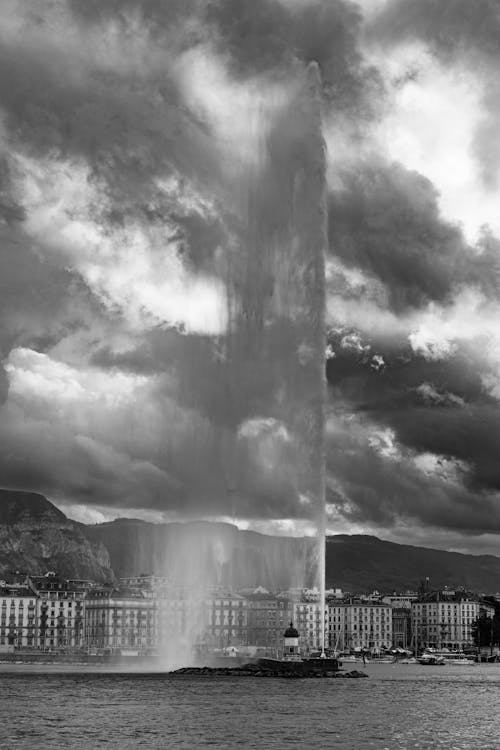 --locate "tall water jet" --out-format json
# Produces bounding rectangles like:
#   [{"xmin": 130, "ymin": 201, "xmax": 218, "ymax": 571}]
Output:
[
  {"xmin": 299, "ymin": 62, "xmax": 327, "ymax": 657},
  {"xmin": 155, "ymin": 61, "xmax": 328, "ymax": 666},
  {"xmin": 225, "ymin": 60, "xmax": 328, "ymax": 653}
]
